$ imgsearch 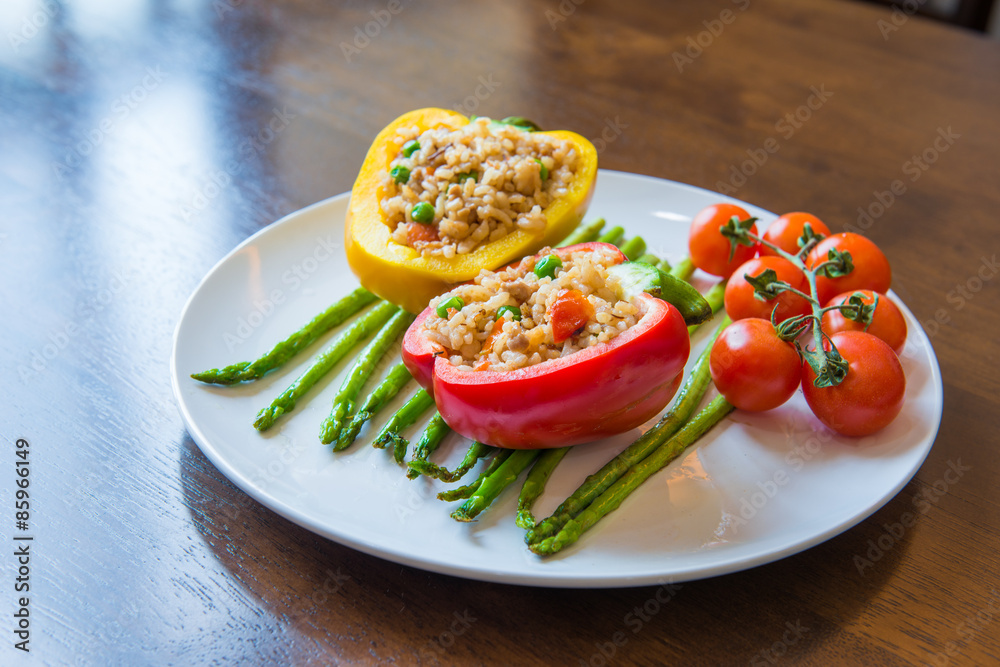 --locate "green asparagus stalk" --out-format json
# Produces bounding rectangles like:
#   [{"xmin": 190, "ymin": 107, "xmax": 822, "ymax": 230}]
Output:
[
  {"xmin": 321, "ymin": 308, "xmax": 415, "ymax": 446},
  {"xmin": 406, "ymin": 413, "xmax": 452, "ymax": 477},
  {"xmin": 597, "ymin": 226, "xmax": 625, "ymax": 246},
  {"xmin": 451, "ymin": 450, "xmax": 540, "ymax": 522},
  {"xmin": 437, "ymin": 449, "xmax": 513, "ymax": 501},
  {"xmin": 656, "ymin": 257, "xmax": 673, "ymax": 273},
  {"xmin": 669, "ymin": 256, "xmax": 695, "ymax": 282},
  {"xmin": 373, "ymin": 388, "xmax": 435, "ymax": 451},
  {"xmin": 636, "ymin": 253, "xmax": 661, "ymax": 266},
  {"xmin": 408, "ymin": 441, "xmax": 493, "ymax": 482},
  {"xmin": 688, "ymin": 281, "xmax": 726, "ymax": 336},
  {"xmin": 193, "ymin": 287, "xmax": 378, "ymax": 384},
  {"xmin": 531, "ymin": 396, "xmax": 735, "ymax": 555},
  {"xmin": 335, "ymin": 362, "xmax": 413, "ymax": 449},
  {"xmin": 526, "ymin": 317, "xmax": 729, "ymax": 545},
  {"xmin": 619, "ymin": 236, "xmax": 647, "ymax": 261},
  {"xmin": 253, "ymin": 300, "xmax": 397, "ymax": 431},
  {"xmin": 556, "ymin": 218, "xmax": 606, "ymax": 247},
  {"xmin": 515, "ymin": 447, "xmax": 571, "ymax": 529}
]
